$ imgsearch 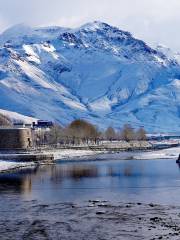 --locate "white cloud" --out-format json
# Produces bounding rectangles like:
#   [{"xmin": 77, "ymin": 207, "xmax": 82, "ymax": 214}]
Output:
[{"xmin": 0, "ymin": 0, "xmax": 180, "ymax": 50}]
